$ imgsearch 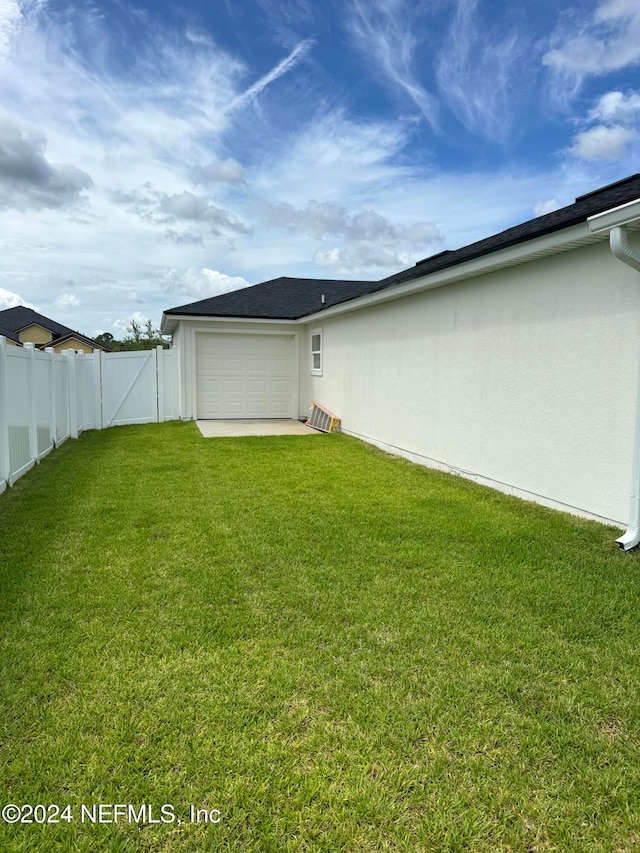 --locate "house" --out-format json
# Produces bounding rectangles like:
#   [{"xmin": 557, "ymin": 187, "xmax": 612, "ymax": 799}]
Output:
[
  {"xmin": 161, "ymin": 174, "xmax": 640, "ymax": 546},
  {"xmin": 0, "ymin": 306, "xmax": 110, "ymax": 353}
]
